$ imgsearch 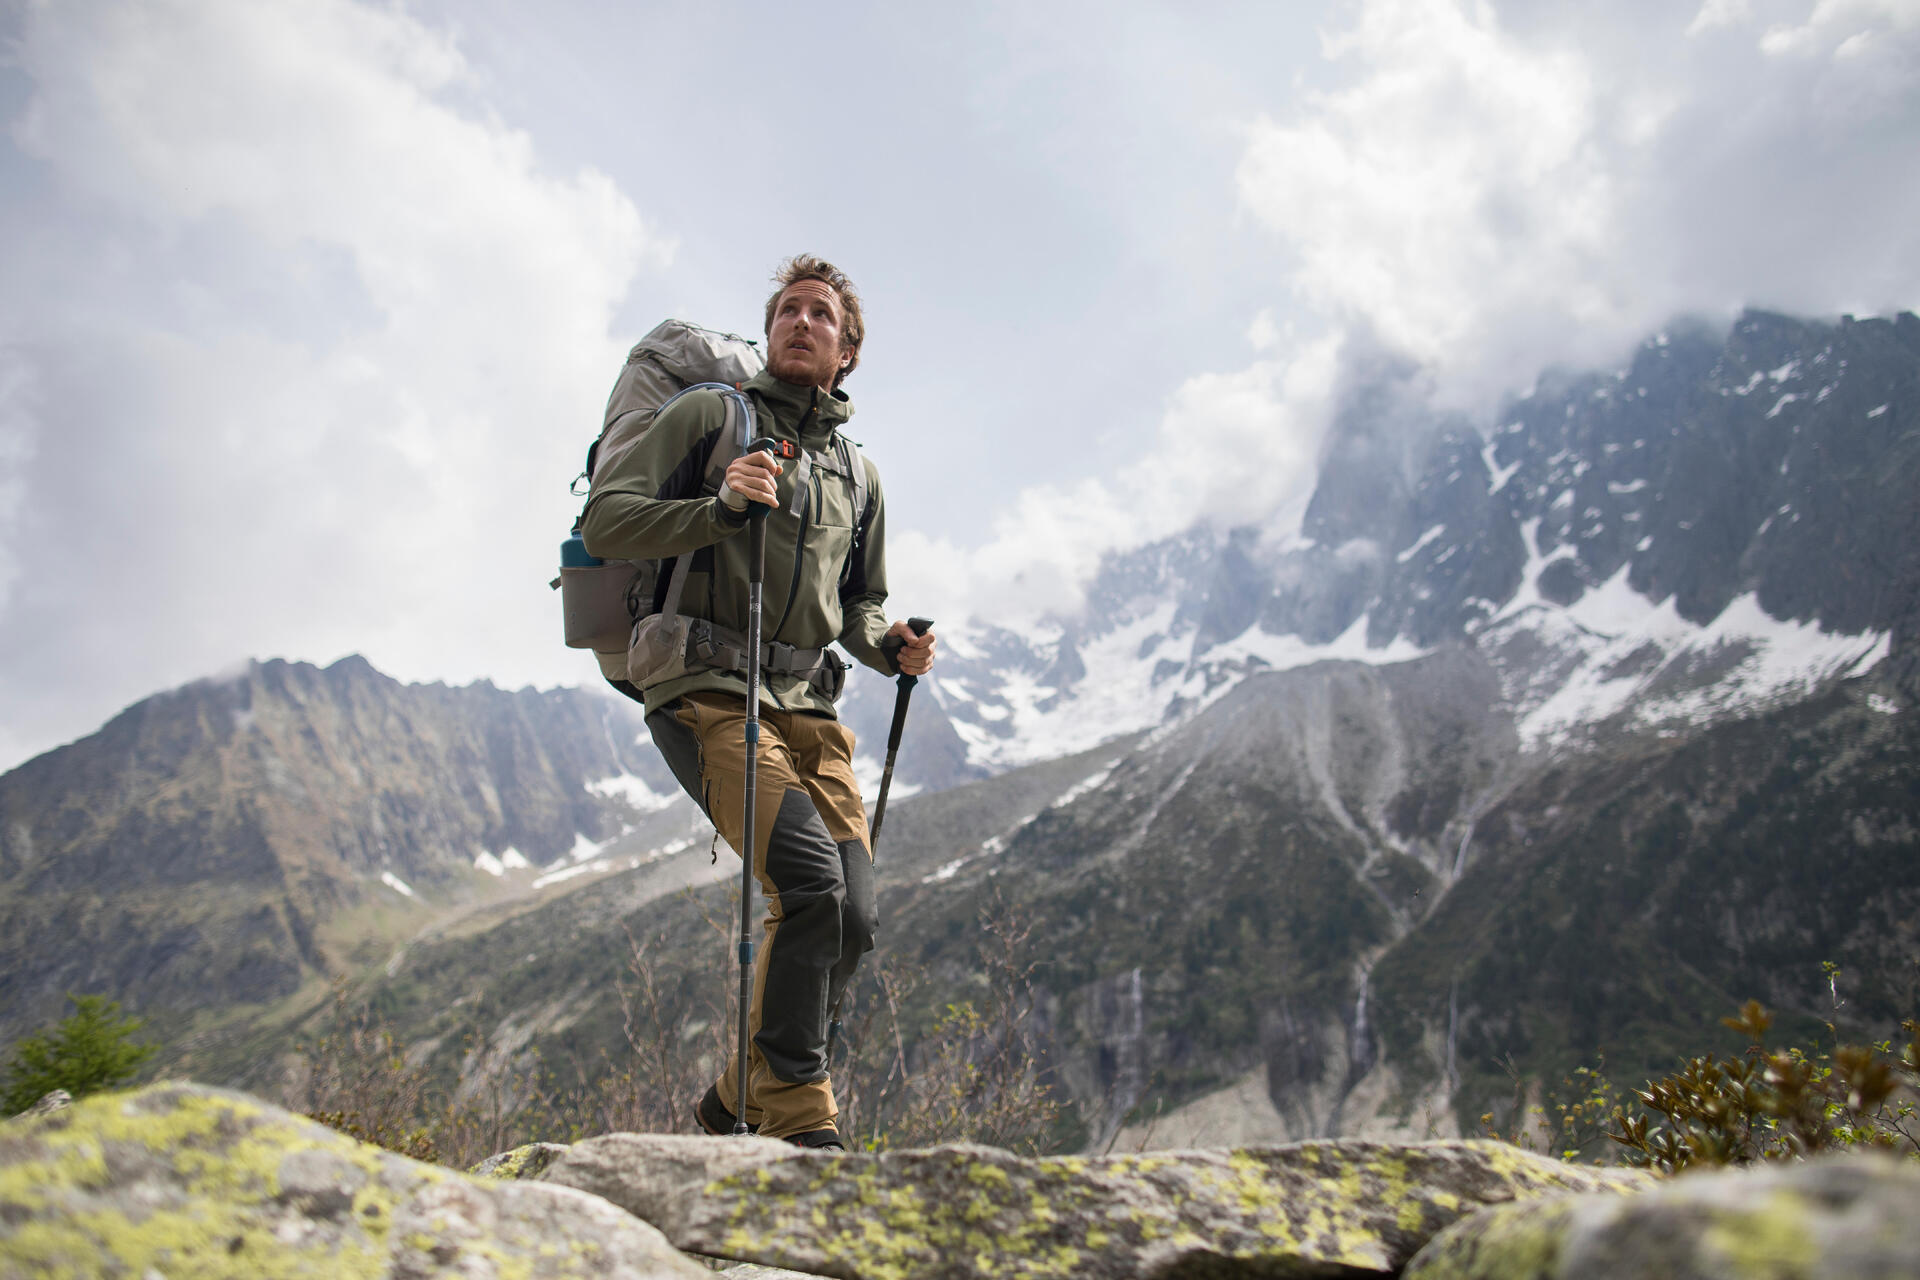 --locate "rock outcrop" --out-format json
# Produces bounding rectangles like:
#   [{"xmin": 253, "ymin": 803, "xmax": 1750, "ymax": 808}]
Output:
[
  {"xmin": 1403, "ymin": 1154, "xmax": 1920, "ymax": 1279},
  {"xmin": 521, "ymin": 1131, "xmax": 1645, "ymax": 1279},
  {"xmin": 11, "ymin": 1080, "xmax": 1913, "ymax": 1278},
  {"xmin": 0, "ymin": 1082, "xmax": 707, "ymax": 1278}
]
